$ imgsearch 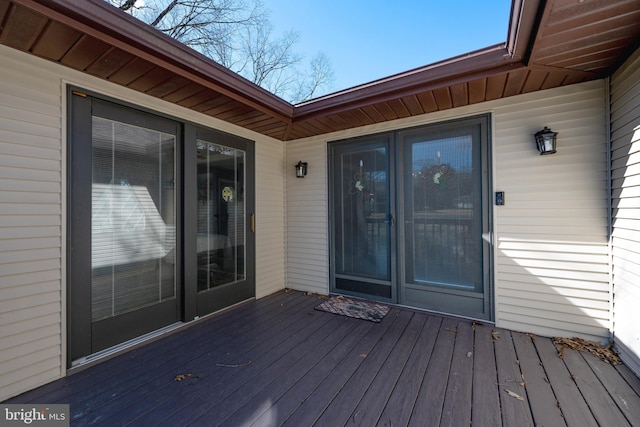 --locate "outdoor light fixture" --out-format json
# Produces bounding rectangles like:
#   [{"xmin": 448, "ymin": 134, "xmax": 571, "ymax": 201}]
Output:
[
  {"xmin": 534, "ymin": 127, "xmax": 558, "ymax": 155},
  {"xmin": 295, "ymin": 161, "xmax": 308, "ymax": 178}
]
